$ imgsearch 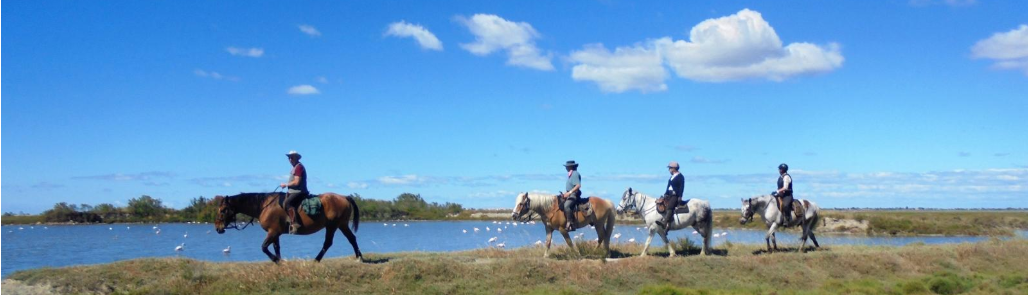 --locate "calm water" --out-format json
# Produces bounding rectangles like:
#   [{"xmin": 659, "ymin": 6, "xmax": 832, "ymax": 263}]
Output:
[{"xmin": 3, "ymin": 222, "xmax": 1025, "ymax": 277}]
